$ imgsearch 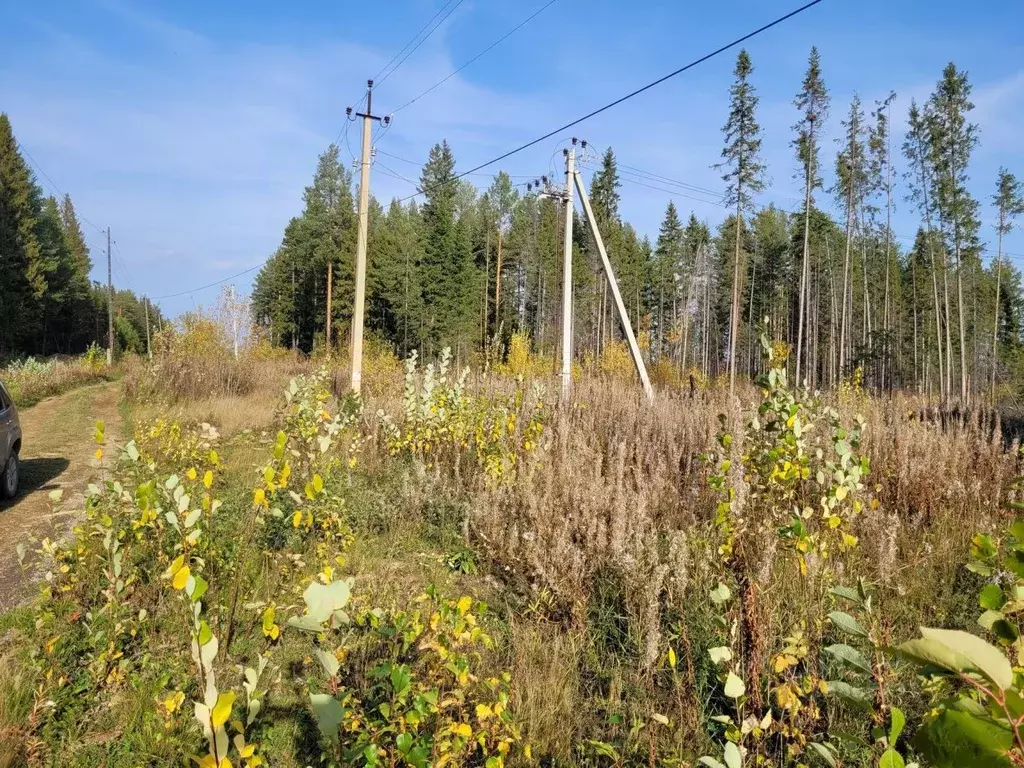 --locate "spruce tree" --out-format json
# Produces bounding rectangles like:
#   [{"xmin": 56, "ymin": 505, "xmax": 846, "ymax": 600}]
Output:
[
  {"xmin": 792, "ymin": 46, "xmax": 829, "ymax": 383},
  {"xmin": 834, "ymin": 95, "xmax": 868, "ymax": 376},
  {"xmin": 654, "ymin": 202, "xmax": 684, "ymax": 357},
  {"xmin": 0, "ymin": 113, "xmax": 45, "ymax": 355},
  {"xmin": 991, "ymin": 169, "xmax": 1024, "ymax": 397},
  {"xmin": 714, "ymin": 49, "xmax": 765, "ymax": 393},
  {"xmin": 928, "ymin": 63, "xmax": 981, "ymax": 402}
]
